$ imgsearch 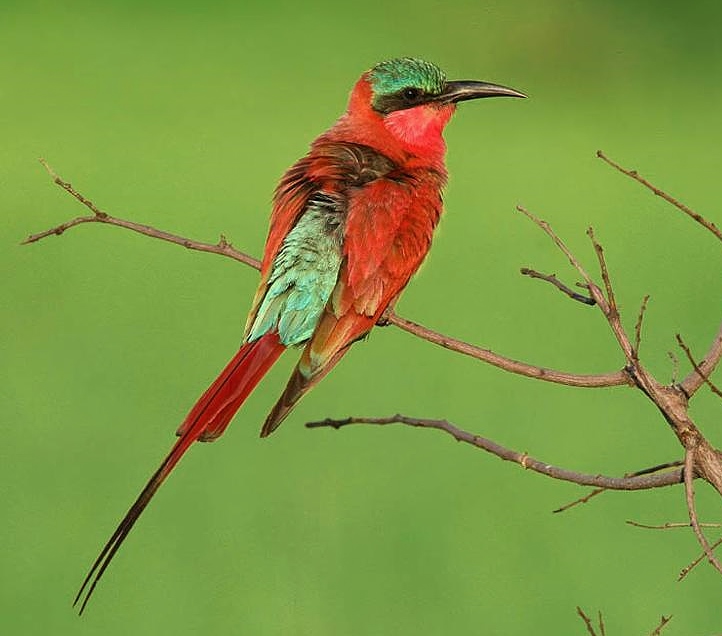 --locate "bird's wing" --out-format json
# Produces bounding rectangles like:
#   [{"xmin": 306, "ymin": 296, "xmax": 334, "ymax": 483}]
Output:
[
  {"xmin": 243, "ymin": 142, "xmax": 397, "ymax": 344},
  {"xmin": 260, "ymin": 165, "xmax": 444, "ymax": 435}
]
